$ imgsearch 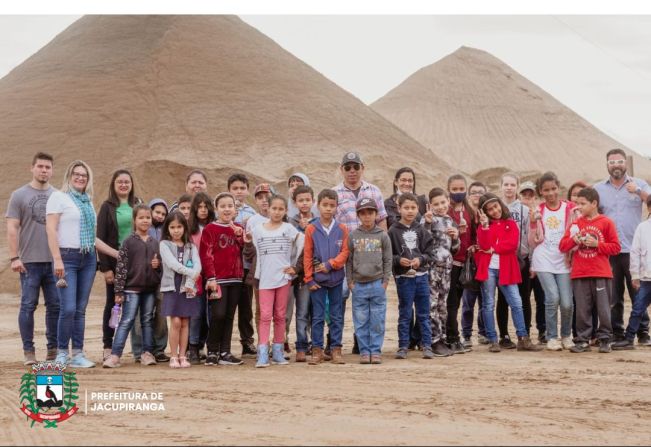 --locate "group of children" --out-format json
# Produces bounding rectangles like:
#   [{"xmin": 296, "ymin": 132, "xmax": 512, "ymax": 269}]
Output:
[{"xmin": 100, "ymin": 166, "xmax": 649, "ymax": 370}]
